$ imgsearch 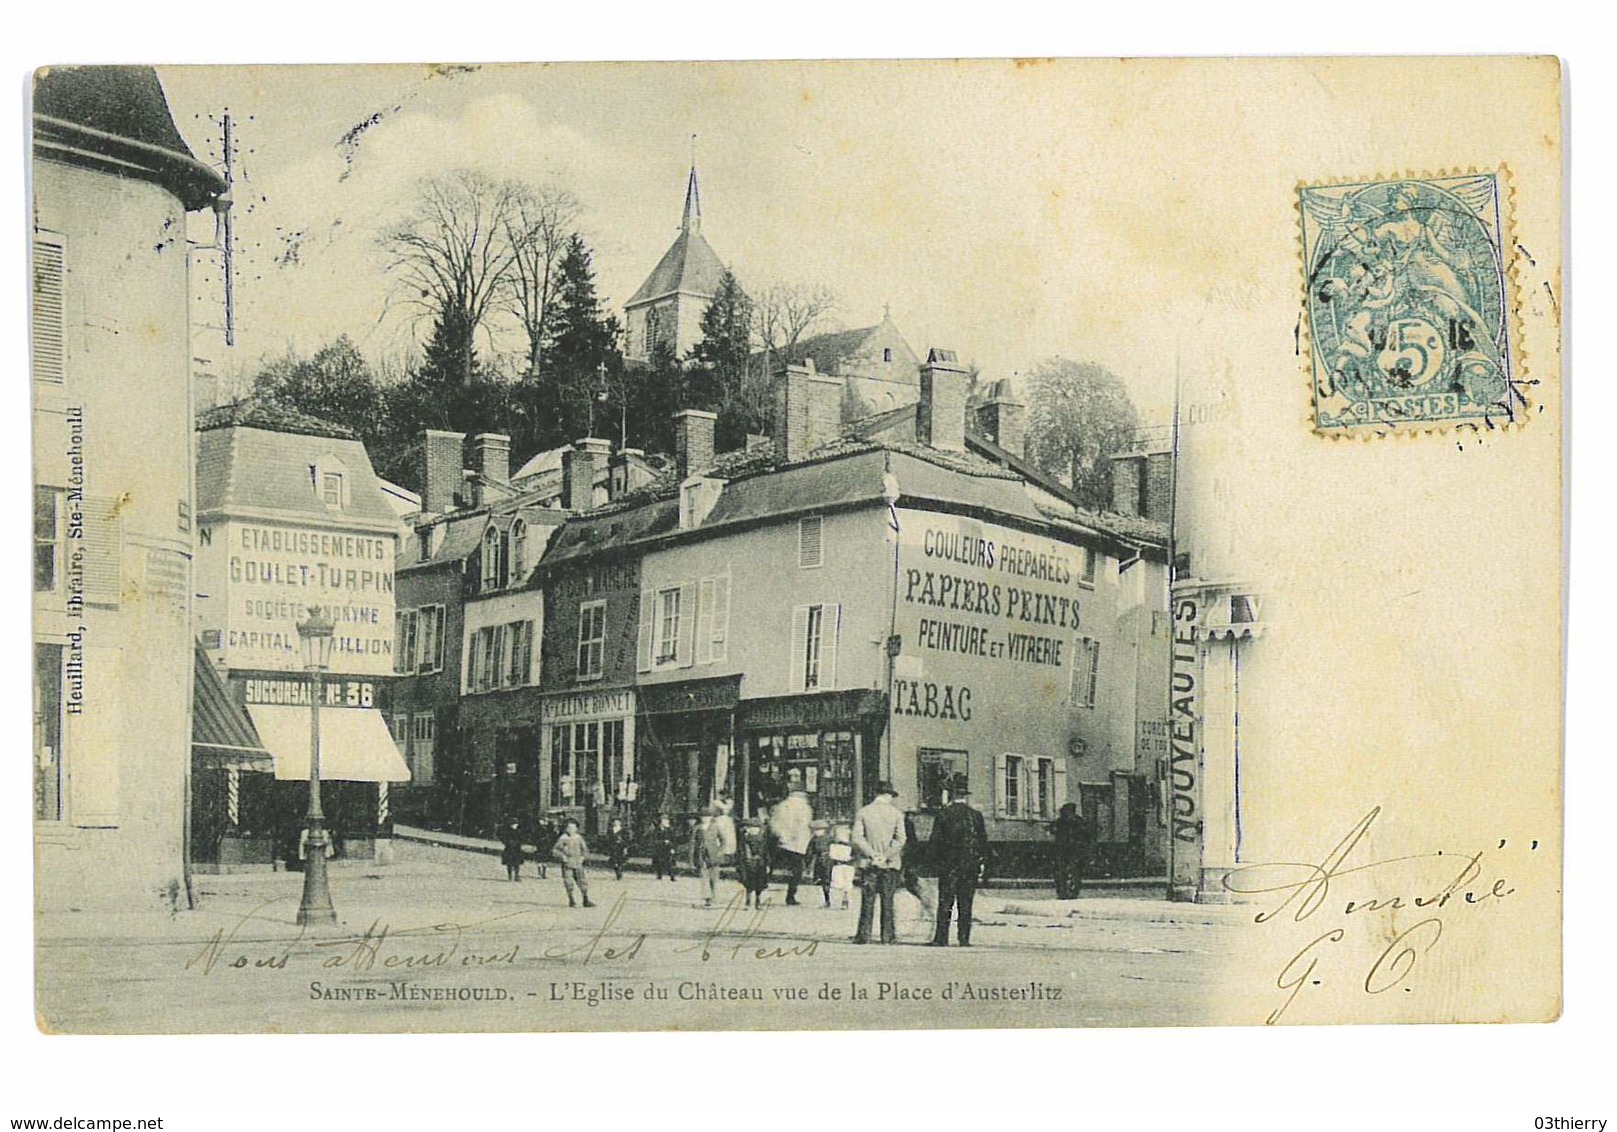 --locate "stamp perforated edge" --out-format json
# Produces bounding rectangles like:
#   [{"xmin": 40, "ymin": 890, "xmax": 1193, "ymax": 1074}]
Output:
[{"xmin": 1296, "ymin": 165, "xmax": 1532, "ymax": 442}]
